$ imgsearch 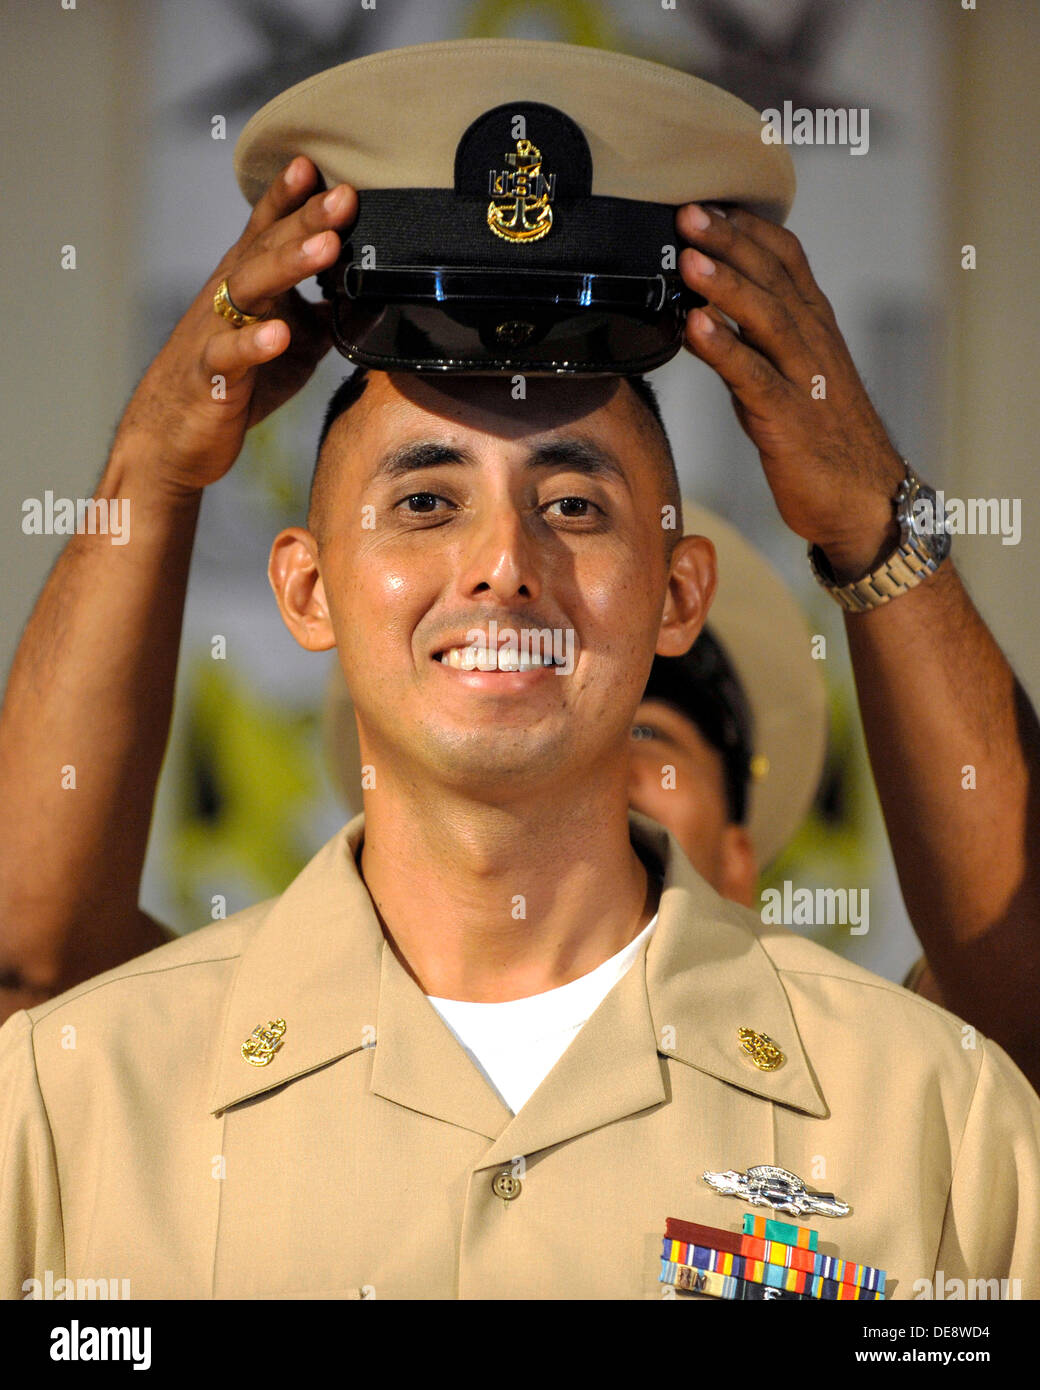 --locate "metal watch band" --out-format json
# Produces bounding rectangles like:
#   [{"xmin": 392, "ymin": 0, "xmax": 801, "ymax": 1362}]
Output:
[
  {"xmin": 808, "ymin": 461, "xmax": 949, "ymax": 613},
  {"xmin": 809, "ymin": 540, "xmax": 942, "ymax": 613}
]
